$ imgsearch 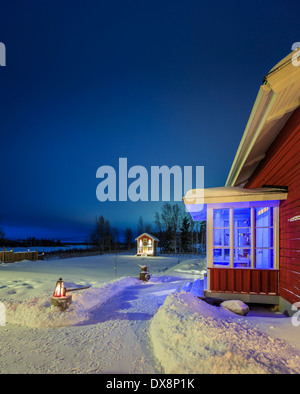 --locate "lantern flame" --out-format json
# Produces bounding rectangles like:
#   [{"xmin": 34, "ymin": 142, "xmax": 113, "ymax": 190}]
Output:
[{"xmin": 53, "ymin": 278, "xmax": 66, "ymax": 297}]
